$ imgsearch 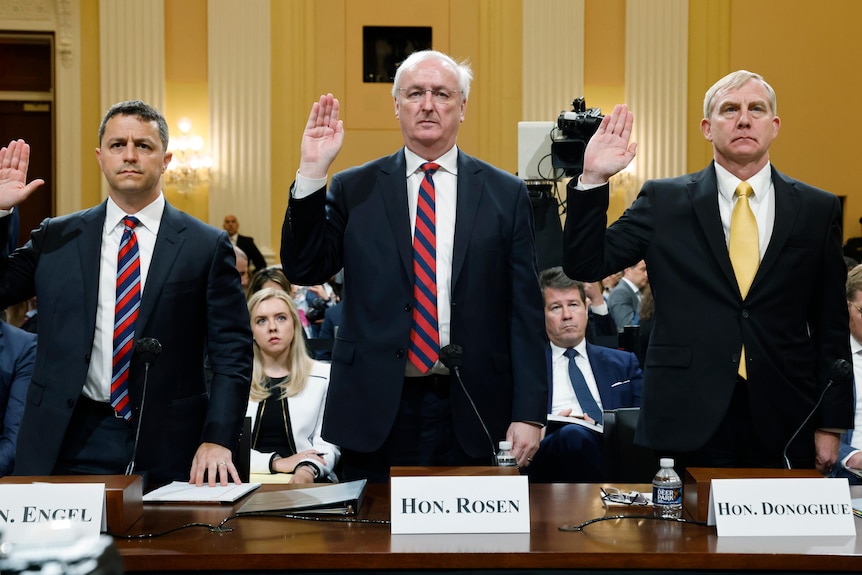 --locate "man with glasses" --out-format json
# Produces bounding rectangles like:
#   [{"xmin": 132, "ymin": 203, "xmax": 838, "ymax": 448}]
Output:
[{"xmin": 281, "ymin": 50, "xmax": 547, "ymax": 482}]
